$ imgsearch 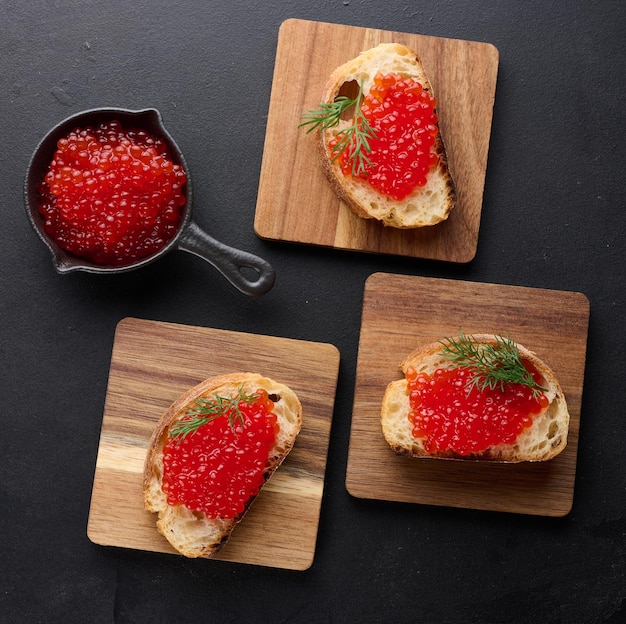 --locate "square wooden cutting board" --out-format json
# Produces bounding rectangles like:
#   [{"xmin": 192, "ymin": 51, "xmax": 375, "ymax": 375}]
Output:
[
  {"xmin": 254, "ymin": 19, "xmax": 499, "ymax": 262},
  {"xmin": 88, "ymin": 318, "xmax": 340, "ymax": 570},
  {"xmin": 346, "ymin": 274, "xmax": 590, "ymax": 516}
]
